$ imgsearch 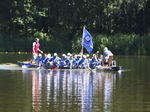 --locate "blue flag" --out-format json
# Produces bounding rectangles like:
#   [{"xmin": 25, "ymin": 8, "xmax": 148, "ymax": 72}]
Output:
[{"xmin": 81, "ymin": 28, "xmax": 93, "ymax": 53}]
